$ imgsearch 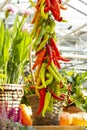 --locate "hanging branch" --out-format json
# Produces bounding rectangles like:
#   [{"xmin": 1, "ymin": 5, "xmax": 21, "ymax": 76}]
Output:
[{"xmin": 29, "ymin": 44, "xmax": 35, "ymax": 85}]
